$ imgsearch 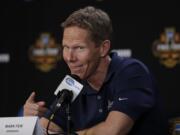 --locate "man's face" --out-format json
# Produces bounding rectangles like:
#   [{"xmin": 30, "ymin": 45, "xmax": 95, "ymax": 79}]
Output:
[{"xmin": 62, "ymin": 26, "xmax": 102, "ymax": 80}]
